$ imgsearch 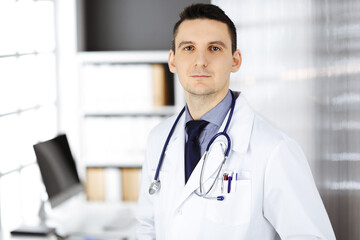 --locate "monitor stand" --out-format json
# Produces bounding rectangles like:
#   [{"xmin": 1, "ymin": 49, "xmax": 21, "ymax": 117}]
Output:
[
  {"xmin": 10, "ymin": 199, "xmax": 56, "ymax": 237},
  {"xmin": 38, "ymin": 199, "xmax": 48, "ymax": 224}
]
